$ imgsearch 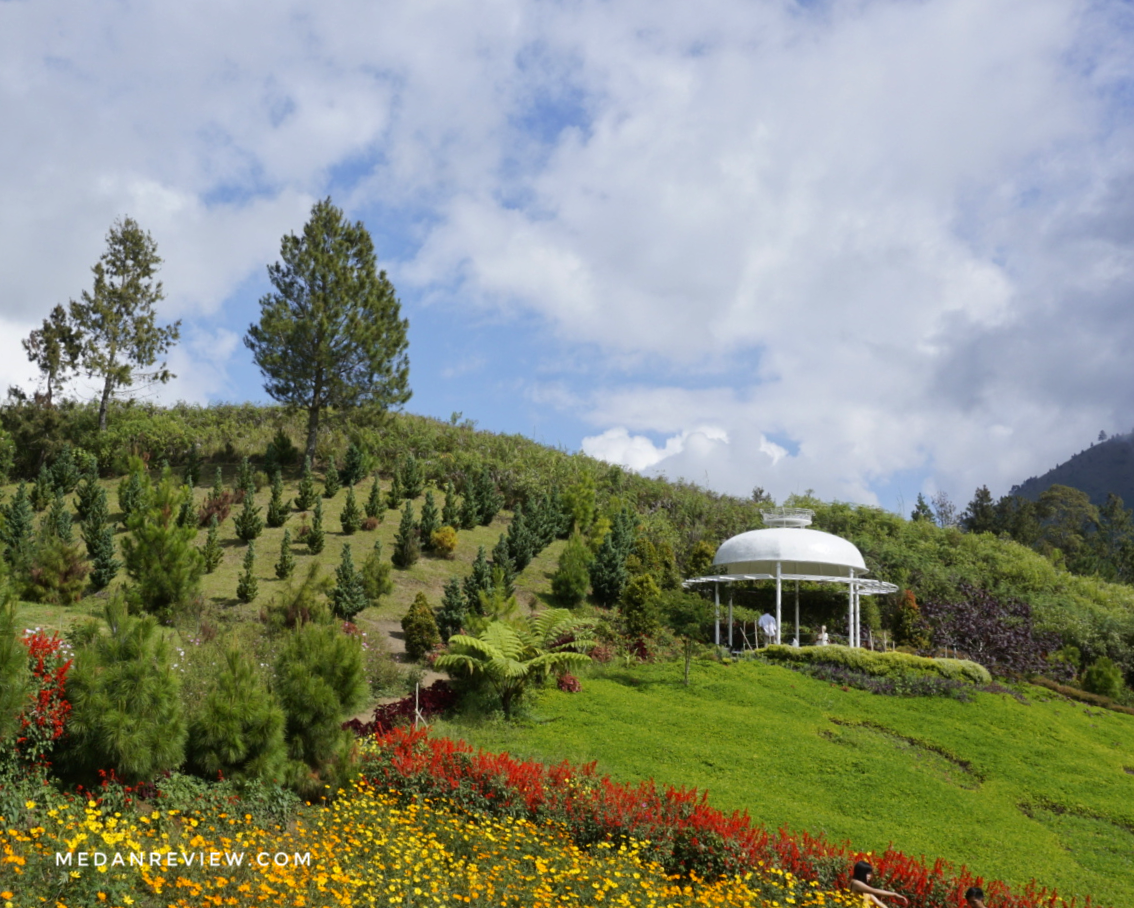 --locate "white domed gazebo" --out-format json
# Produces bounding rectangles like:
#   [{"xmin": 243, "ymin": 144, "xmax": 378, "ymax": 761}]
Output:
[{"xmin": 684, "ymin": 508, "xmax": 897, "ymax": 649}]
